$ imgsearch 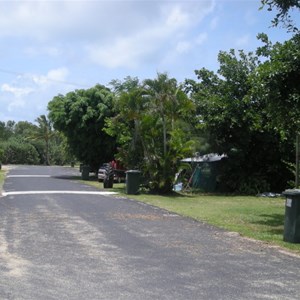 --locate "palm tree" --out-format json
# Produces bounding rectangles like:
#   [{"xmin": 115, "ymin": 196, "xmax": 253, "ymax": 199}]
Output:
[
  {"xmin": 107, "ymin": 74, "xmax": 195, "ymax": 193},
  {"xmin": 144, "ymin": 73, "xmax": 175, "ymax": 156},
  {"xmin": 142, "ymin": 73, "xmax": 195, "ymax": 192},
  {"xmin": 30, "ymin": 115, "xmax": 53, "ymax": 165}
]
